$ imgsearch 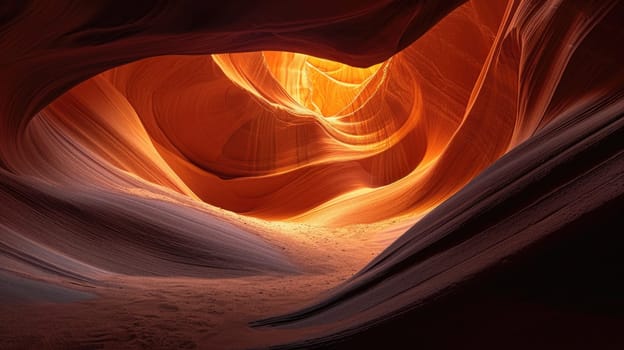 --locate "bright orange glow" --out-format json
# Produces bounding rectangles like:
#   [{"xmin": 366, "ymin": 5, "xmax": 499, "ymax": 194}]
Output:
[
  {"xmin": 27, "ymin": 0, "xmax": 539, "ymax": 227},
  {"xmin": 262, "ymin": 52, "xmax": 385, "ymax": 117}
]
